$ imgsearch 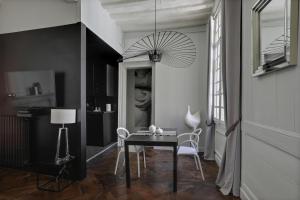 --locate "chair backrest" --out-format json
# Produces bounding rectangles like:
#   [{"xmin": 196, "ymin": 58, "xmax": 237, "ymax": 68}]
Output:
[
  {"xmin": 117, "ymin": 127, "xmax": 131, "ymax": 147},
  {"xmin": 193, "ymin": 128, "xmax": 203, "ymax": 135},
  {"xmin": 178, "ymin": 133, "xmax": 200, "ymax": 150},
  {"xmin": 178, "ymin": 128, "xmax": 203, "ymax": 151},
  {"xmin": 191, "ymin": 128, "xmax": 202, "ymax": 149}
]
